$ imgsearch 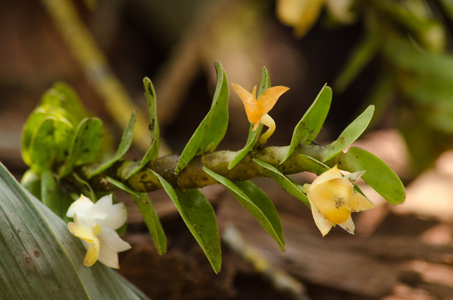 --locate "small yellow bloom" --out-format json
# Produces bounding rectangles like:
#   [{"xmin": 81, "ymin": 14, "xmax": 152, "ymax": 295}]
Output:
[
  {"xmin": 66, "ymin": 194, "xmax": 131, "ymax": 269},
  {"xmin": 303, "ymin": 165, "xmax": 373, "ymax": 236},
  {"xmin": 276, "ymin": 0, "xmax": 356, "ymax": 37},
  {"xmin": 231, "ymin": 82, "xmax": 289, "ymax": 144}
]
